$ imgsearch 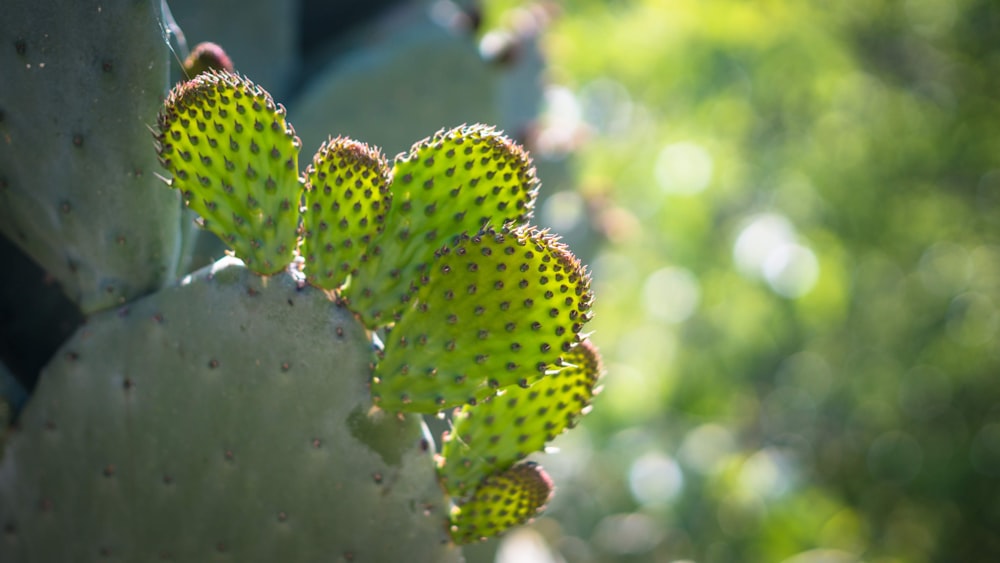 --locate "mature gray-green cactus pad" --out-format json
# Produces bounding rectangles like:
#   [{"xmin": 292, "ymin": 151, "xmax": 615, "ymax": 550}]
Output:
[
  {"xmin": 0, "ymin": 0, "xmax": 182, "ymax": 314},
  {"xmin": 0, "ymin": 258, "xmax": 459, "ymax": 562}
]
